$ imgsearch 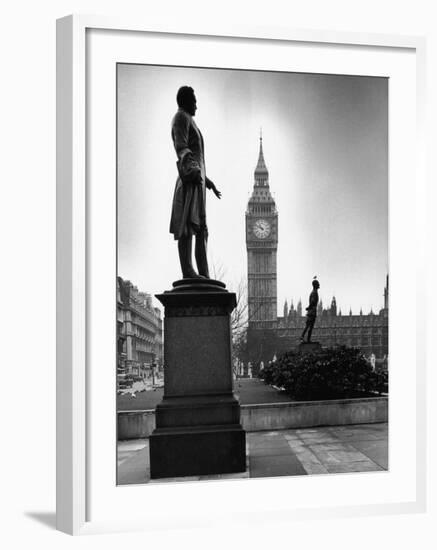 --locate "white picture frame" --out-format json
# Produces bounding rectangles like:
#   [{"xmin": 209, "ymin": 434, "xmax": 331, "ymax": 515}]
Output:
[{"xmin": 56, "ymin": 14, "xmax": 427, "ymax": 535}]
